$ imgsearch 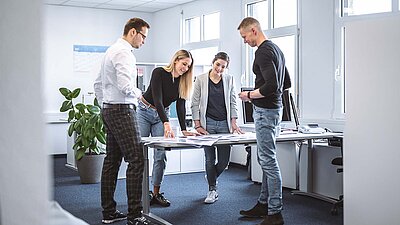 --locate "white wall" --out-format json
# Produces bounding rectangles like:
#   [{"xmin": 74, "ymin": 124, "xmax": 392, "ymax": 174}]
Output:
[
  {"xmin": 345, "ymin": 16, "xmax": 400, "ymax": 225},
  {"xmin": 0, "ymin": 0, "xmax": 50, "ymax": 224},
  {"xmin": 299, "ymin": 0, "xmax": 337, "ymax": 126},
  {"xmin": 43, "ymin": 5, "xmax": 153, "ymax": 115}
]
